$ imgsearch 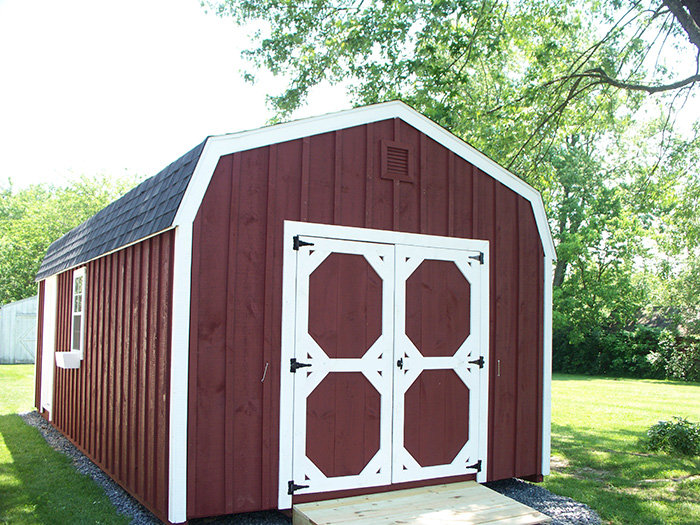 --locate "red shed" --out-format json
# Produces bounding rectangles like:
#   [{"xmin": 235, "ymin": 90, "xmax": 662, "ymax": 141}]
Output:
[{"xmin": 34, "ymin": 101, "xmax": 555, "ymax": 524}]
